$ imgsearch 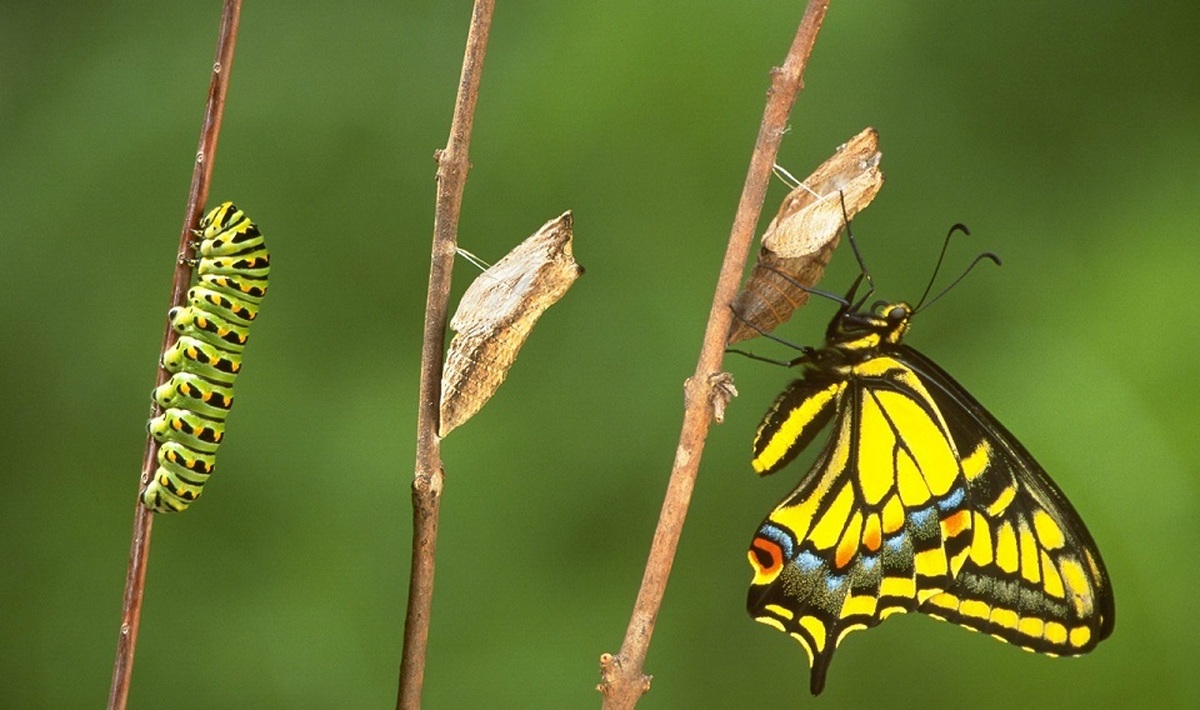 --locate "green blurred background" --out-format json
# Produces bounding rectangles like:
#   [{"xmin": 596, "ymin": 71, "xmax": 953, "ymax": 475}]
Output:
[{"xmin": 2, "ymin": 1, "xmax": 1196, "ymax": 707}]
